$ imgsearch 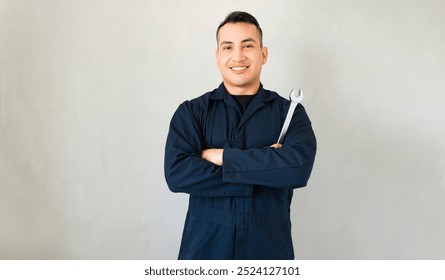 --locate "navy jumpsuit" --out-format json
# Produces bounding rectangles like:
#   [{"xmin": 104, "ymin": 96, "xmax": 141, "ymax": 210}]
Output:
[{"xmin": 164, "ymin": 83, "xmax": 316, "ymax": 260}]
